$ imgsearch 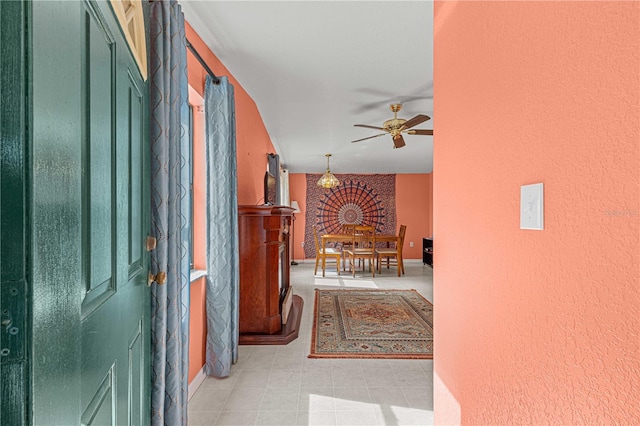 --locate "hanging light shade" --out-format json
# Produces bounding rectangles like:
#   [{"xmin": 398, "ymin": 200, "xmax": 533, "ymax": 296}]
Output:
[{"xmin": 317, "ymin": 154, "xmax": 340, "ymax": 189}]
